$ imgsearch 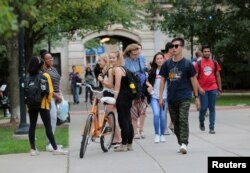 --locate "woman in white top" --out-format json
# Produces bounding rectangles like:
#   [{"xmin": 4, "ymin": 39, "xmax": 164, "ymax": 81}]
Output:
[{"xmin": 147, "ymin": 52, "xmax": 168, "ymax": 143}]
